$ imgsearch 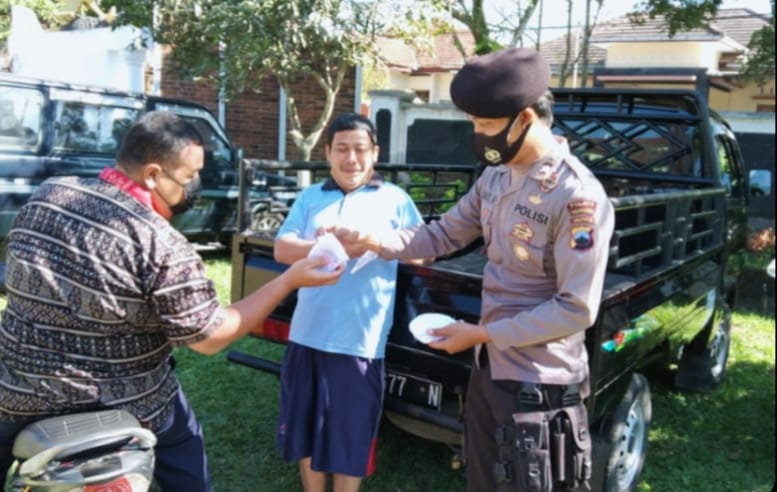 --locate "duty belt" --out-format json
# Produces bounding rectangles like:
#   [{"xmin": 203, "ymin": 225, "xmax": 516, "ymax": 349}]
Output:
[
  {"xmin": 478, "ymin": 348, "xmax": 582, "ymax": 412},
  {"xmin": 515, "ymin": 381, "xmax": 581, "ymax": 413}
]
